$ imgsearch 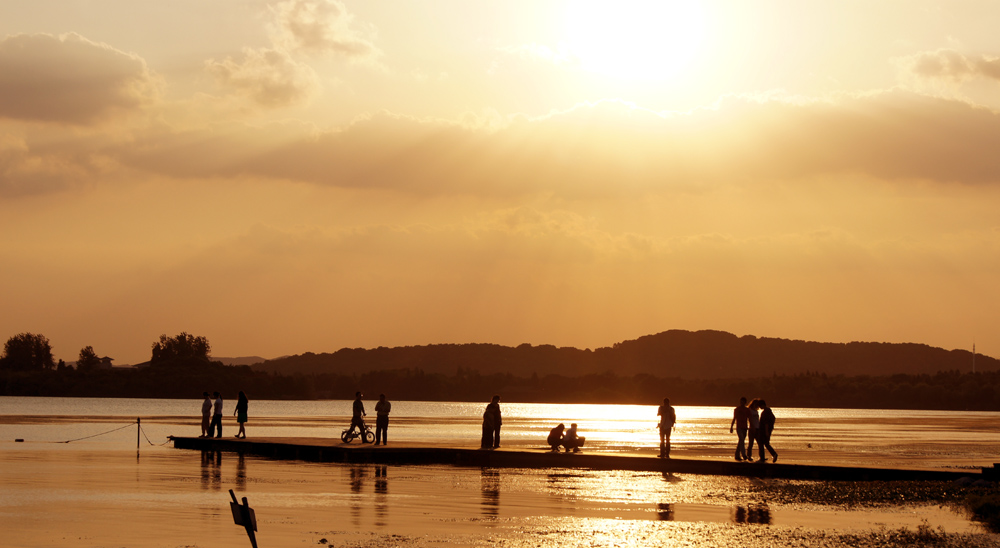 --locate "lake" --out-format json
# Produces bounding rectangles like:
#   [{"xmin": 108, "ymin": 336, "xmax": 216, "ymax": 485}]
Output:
[{"xmin": 2, "ymin": 397, "xmax": 999, "ymax": 547}]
